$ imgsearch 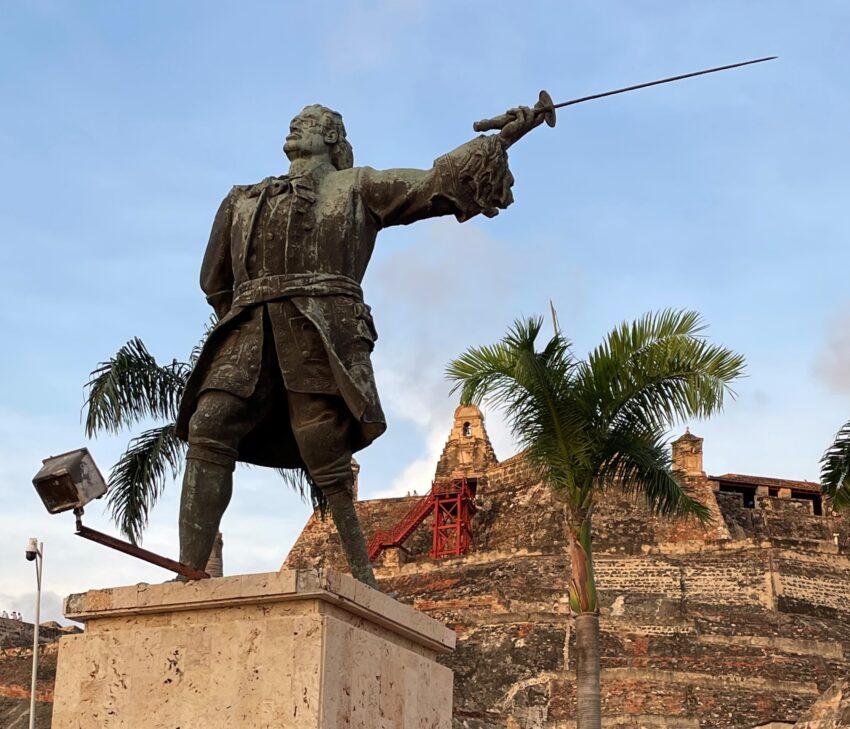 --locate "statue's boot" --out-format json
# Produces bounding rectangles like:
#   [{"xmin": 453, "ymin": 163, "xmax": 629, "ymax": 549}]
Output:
[{"xmin": 178, "ymin": 452, "xmax": 235, "ymax": 572}]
